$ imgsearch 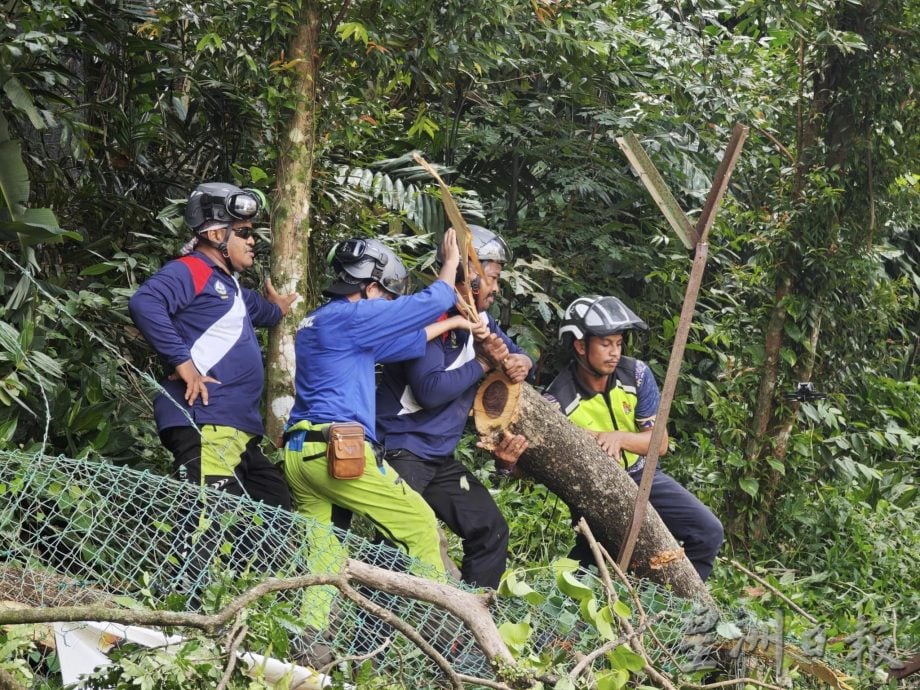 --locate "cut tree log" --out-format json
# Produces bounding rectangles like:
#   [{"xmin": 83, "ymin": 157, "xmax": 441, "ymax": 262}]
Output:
[{"xmin": 474, "ymin": 373, "xmax": 713, "ymax": 603}]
